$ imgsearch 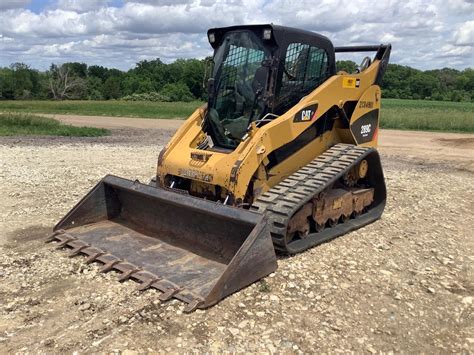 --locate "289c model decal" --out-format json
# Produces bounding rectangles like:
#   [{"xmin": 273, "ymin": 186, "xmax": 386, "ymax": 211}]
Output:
[
  {"xmin": 360, "ymin": 123, "xmax": 372, "ymax": 137},
  {"xmin": 350, "ymin": 109, "xmax": 379, "ymax": 144}
]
